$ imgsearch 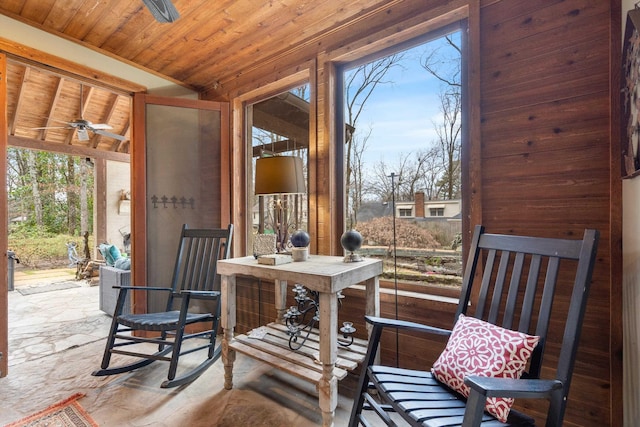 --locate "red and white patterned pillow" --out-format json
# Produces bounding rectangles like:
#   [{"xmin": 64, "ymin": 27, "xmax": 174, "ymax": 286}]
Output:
[{"xmin": 431, "ymin": 314, "xmax": 540, "ymax": 422}]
